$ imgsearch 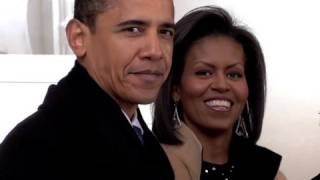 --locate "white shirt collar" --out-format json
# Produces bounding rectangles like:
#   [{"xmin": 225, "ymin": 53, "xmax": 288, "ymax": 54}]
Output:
[{"xmin": 121, "ymin": 109, "xmax": 144, "ymax": 135}]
